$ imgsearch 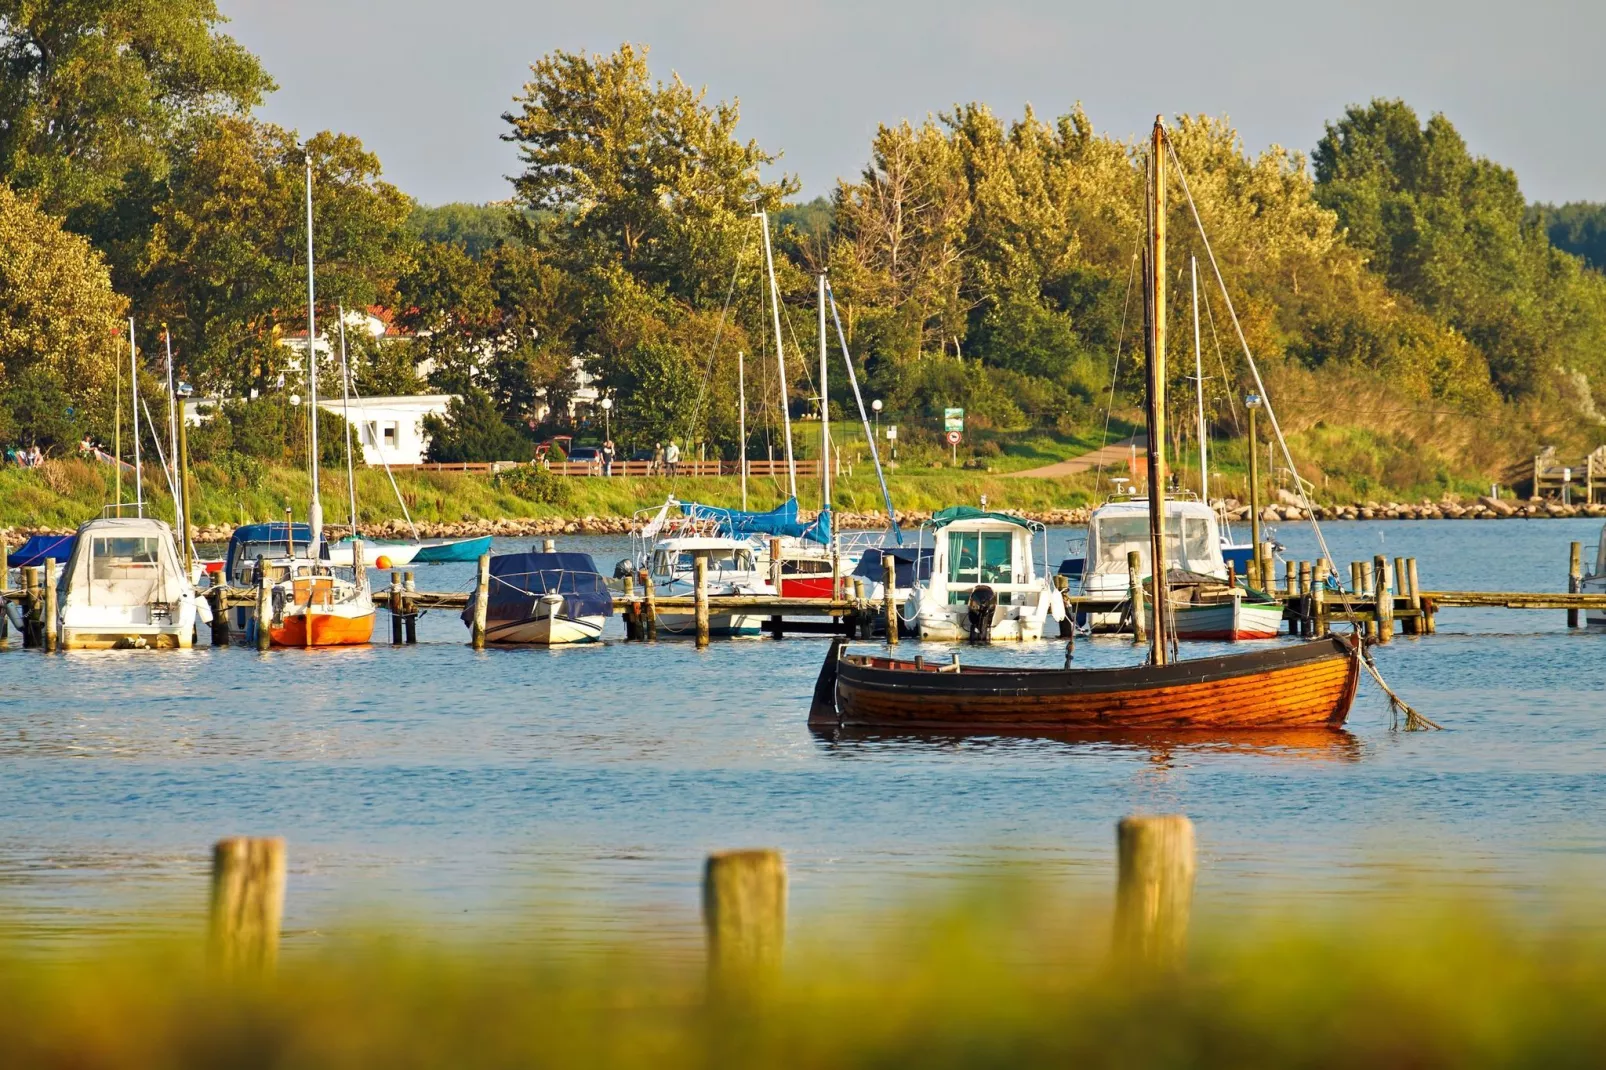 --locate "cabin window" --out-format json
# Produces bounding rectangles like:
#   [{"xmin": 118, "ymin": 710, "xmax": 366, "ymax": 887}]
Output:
[
  {"xmin": 947, "ymin": 531, "xmax": 1013, "ymax": 588},
  {"xmin": 88, "ymin": 536, "xmax": 164, "ymax": 605},
  {"xmin": 1092, "ymin": 515, "xmax": 1217, "ymax": 574}
]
